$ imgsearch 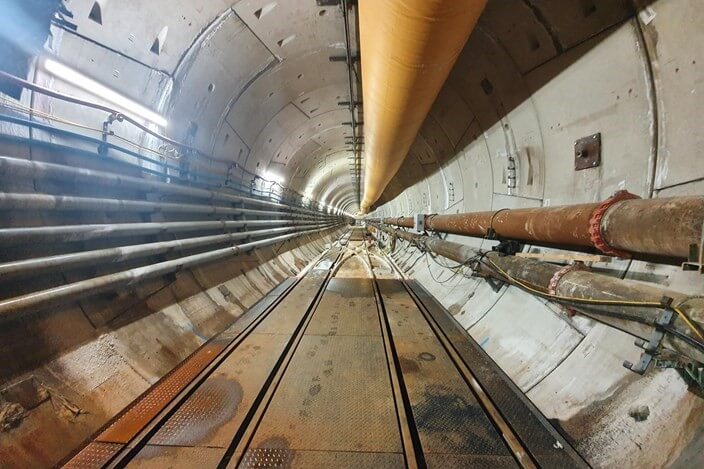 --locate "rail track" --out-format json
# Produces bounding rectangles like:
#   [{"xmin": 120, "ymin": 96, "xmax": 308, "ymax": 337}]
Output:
[{"xmin": 63, "ymin": 228, "xmax": 589, "ymax": 469}]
